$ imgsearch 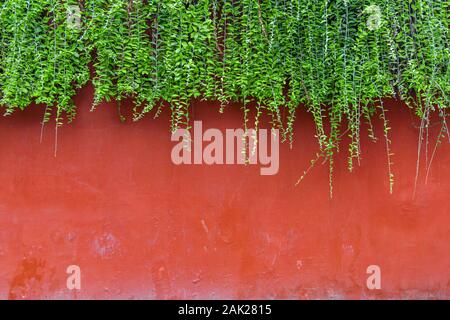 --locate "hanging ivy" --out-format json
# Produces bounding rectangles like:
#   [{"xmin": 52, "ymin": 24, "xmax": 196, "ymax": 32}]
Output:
[
  {"xmin": 0, "ymin": 0, "xmax": 90, "ymax": 121},
  {"xmin": 0, "ymin": 0, "xmax": 448, "ymax": 193}
]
